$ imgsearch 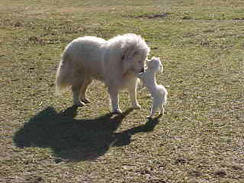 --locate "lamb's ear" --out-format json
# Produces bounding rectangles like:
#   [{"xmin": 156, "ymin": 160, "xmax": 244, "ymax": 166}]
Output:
[
  {"xmin": 146, "ymin": 60, "xmax": 153, "ymax": 69},
  {"xmin": 146, "ymin": 59, "xmax": 150, "ymax": 67}
]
